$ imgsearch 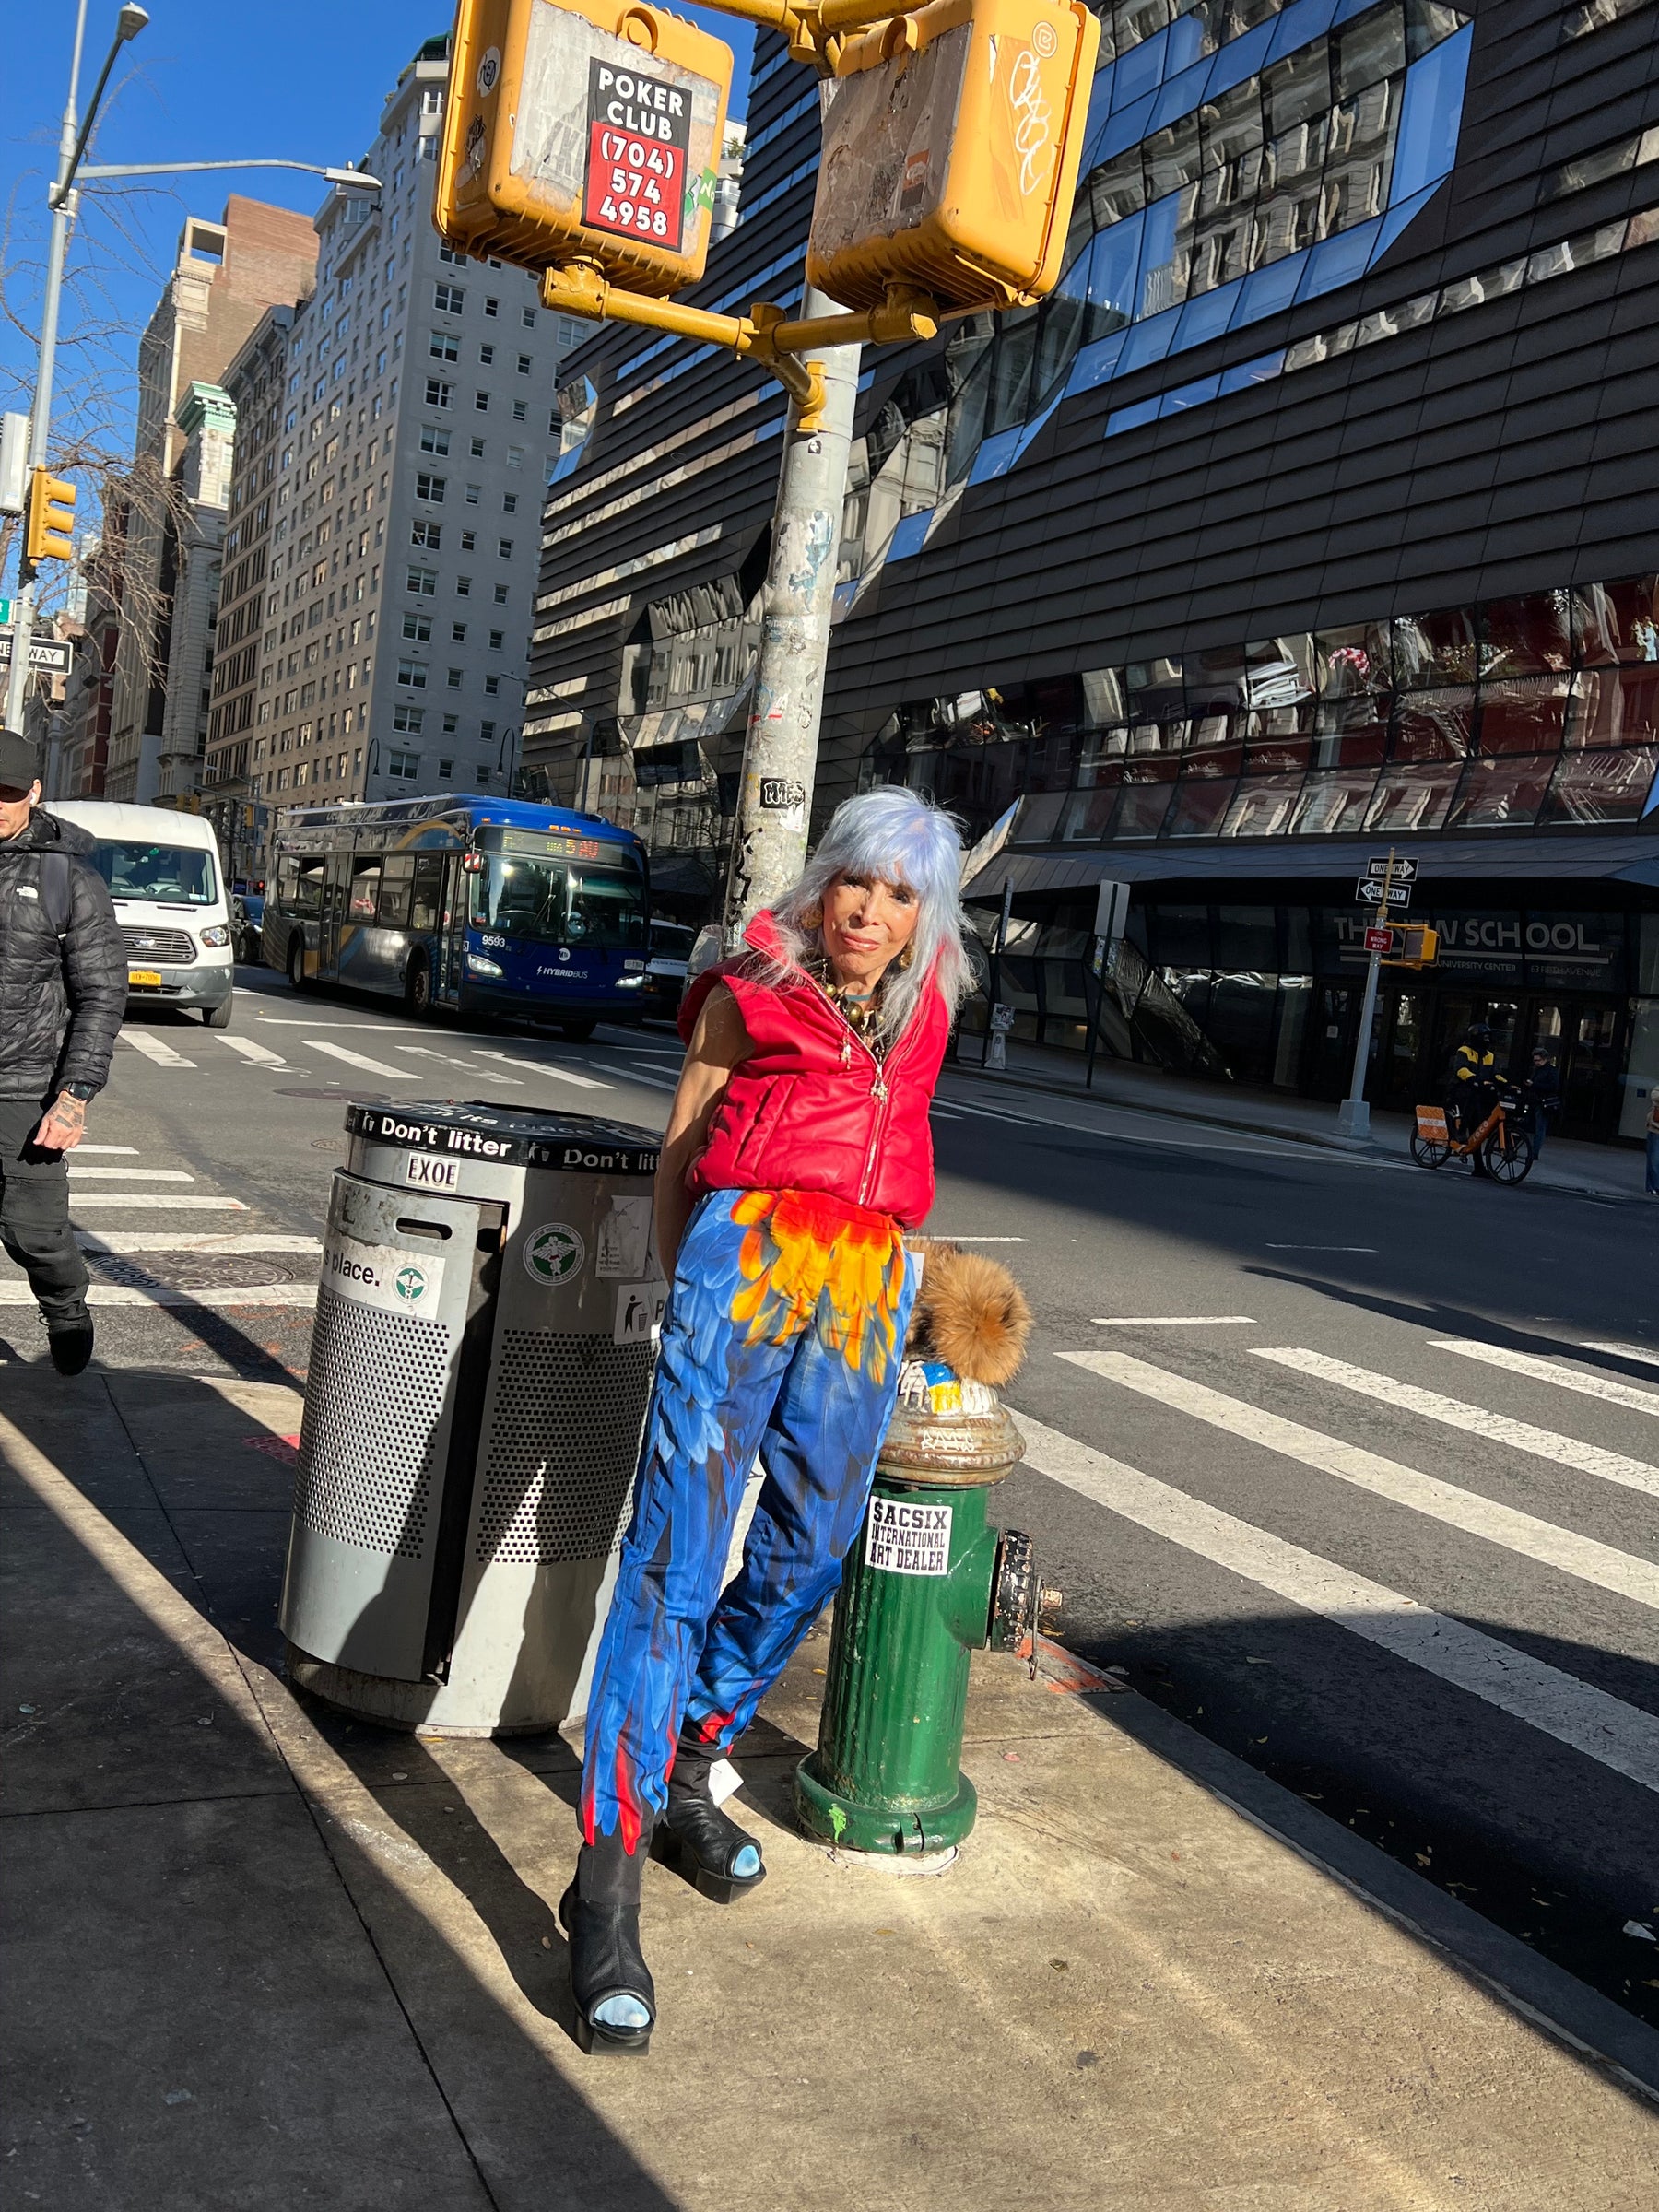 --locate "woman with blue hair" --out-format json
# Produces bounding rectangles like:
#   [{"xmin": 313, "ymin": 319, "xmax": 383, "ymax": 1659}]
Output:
[{"xmin": 561, "ymin": 785, "xmax": 971, "ymax": 2053}]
